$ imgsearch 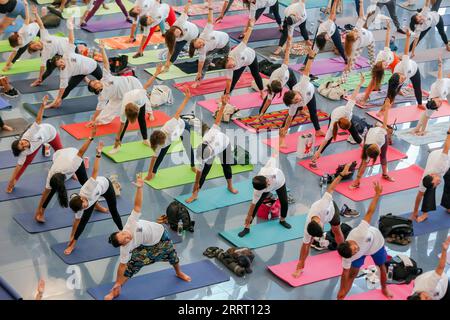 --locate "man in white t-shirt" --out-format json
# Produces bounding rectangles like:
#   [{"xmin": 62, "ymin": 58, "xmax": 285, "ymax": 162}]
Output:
[
  {"xmin": 411, "ymin": 129, "xmax": 450, "ymax": 222},
  {"xmin": 104, "ymin": 175, "xmax": 191, "ymax": 300},
  {"xmin": 337, "ymin": 181, "xmax": 392, "ymax": 300}
]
